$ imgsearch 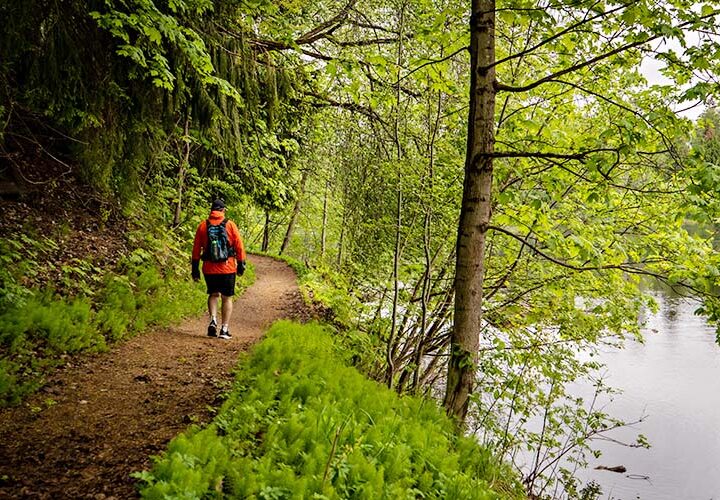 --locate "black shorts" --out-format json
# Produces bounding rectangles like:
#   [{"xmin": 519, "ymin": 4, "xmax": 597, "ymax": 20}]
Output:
[{"xmin": 204, "ymin": 273, "xmax": 236, "ymax": 296}]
